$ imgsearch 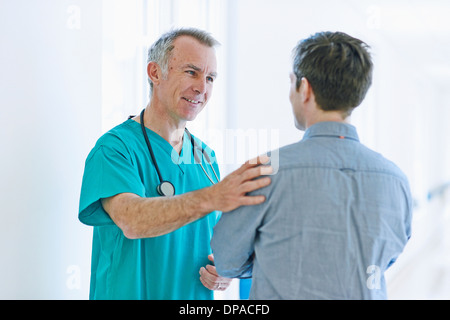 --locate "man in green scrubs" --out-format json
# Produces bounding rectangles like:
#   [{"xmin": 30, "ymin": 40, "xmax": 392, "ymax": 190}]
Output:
[{"xmin": 78, "ymin": 28, "xmax": 272, "ymax": 299}]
